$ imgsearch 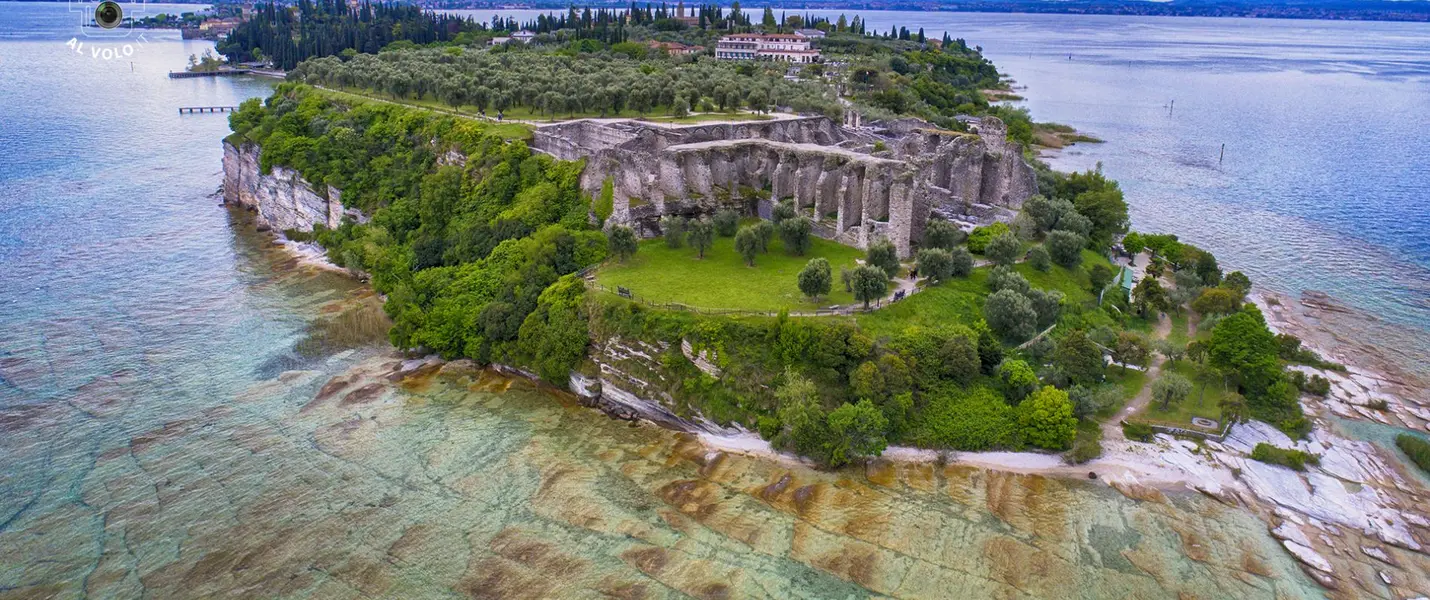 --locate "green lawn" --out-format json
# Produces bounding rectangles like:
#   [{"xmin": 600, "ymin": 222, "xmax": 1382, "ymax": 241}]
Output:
[
  {"xmin": 1167, "ymin": 311, "xmax": 1191, "ymax": 347},
  {"xmin": 1133, "ymin": 361, "xmax": 1227, "ymax": 431},
  {"xmin": 856, "ymin": 271, "xmax": 987, "ymax": 338},
  {"xmin": 596, "ymin": 235, "xmax": 866, "ymax": 312},
  {"xmin": 1106, "ymin": 364, "xmax": 1150, "ymax": 402},
  {"xmin": 320, "ymin": 87, "xmax": 533, "ymax": 140},
  {"xmin": 857, "ymin": 248, "xmax": 1110, "ymax": 339}
]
